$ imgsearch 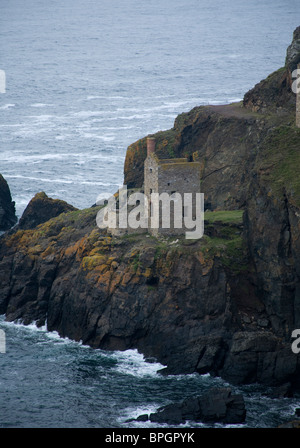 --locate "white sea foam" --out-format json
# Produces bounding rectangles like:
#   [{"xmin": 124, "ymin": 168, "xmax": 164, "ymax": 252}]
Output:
[
  {"xmin": 30, "ymin": 103, "xmax": 54, "ymax": 108},
  {"xmin": 120, "ymin": 404, "xmax": 163, "ymax": 427},
  {"xmin": 110, "ymin": 349, "xmax": 166, "ymax": 378},
  {"xmin": 73, "ymin": 110, "xmax": 106, "ymax": 118},
  {"xmin": 3, "ymin": 173, "xmax": 116, "ymax": 188},
  {"xmin": 0, "ymin": 123, "xmax": 23, "ymax": 127},
  {"xmin": 78, "ymin": 180, "xmax": 113, "ymax": 186},
  {"xmin": 0, "ymin": 103, "xmax": 15, "ymax": 110},
  {"xmin": 0, "ymin": 315, "xmax": 77, "ymax": 346},
  {"xmin": 0, "ymin": 317, "xmax": 47, "ymax": 333},
  {"xmin": 1, "ymin": 151, "xmax": 122, "ymax": 164},
  {"xmin": 2, "ymin": 153, "xmax": 73, "ymax": 162},
  {"xmin": 86, "ymin": 95, "xmax": 130, "ymax": 100},
  {"xmin": 102, "ymin": 125, "xmax": 135, "ymax": 130},
  {"xmin": 121, "ymin": 405, "xmax": 208, "ymax": 428},
  {"xmin": 0, "ymin": 317, "xmax": 162, "ymax": 376},
  {"xmin": 12, "ymin": 128, "xmax": 49, "ymax": 137},
  {"xmin": 3, "ymin": 174, "xmax": 73, "ymax": 184},
  {"xmin": 79, "ymin": 132, "xmax": 115, "ymax": 141},
  {"xmin": 28, "ymin": 114, "xmax": 54, "ymax": 121}
]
